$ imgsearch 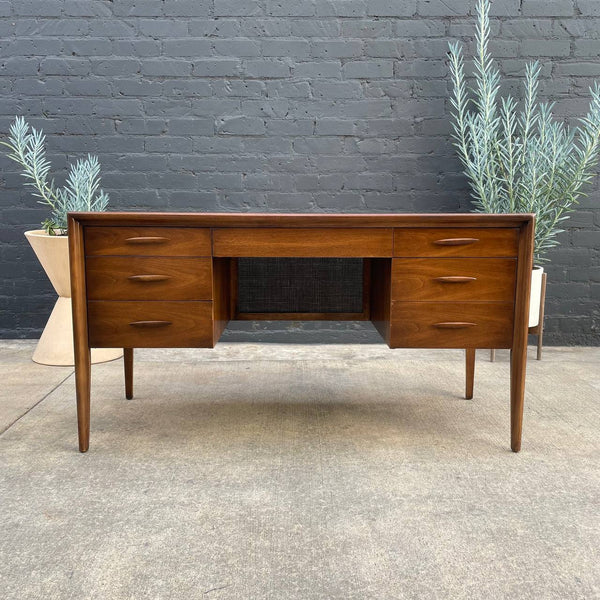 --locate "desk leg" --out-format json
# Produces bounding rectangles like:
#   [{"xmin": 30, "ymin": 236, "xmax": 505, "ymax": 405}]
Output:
[
  {"xmin": 510, "ymin": 347, "xmax": 526, "ymax": 452},
  {"xmin": 69, "ymin": 216, "xmax": 92, "ymax": 453},
  {"xmin": 124, "ymin": 348, "xmax": 133, "ymax": 400},
  {"xmin": 75, "ymin": 347, "xmax": 91, "ymax": 453},
  {"xmin": 510, "ymin": 218, "xmax": 534, "ymax": 453},
  {"xmin": 465, "ymin": 349, "xmax": 475, "ymax": 400}
]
